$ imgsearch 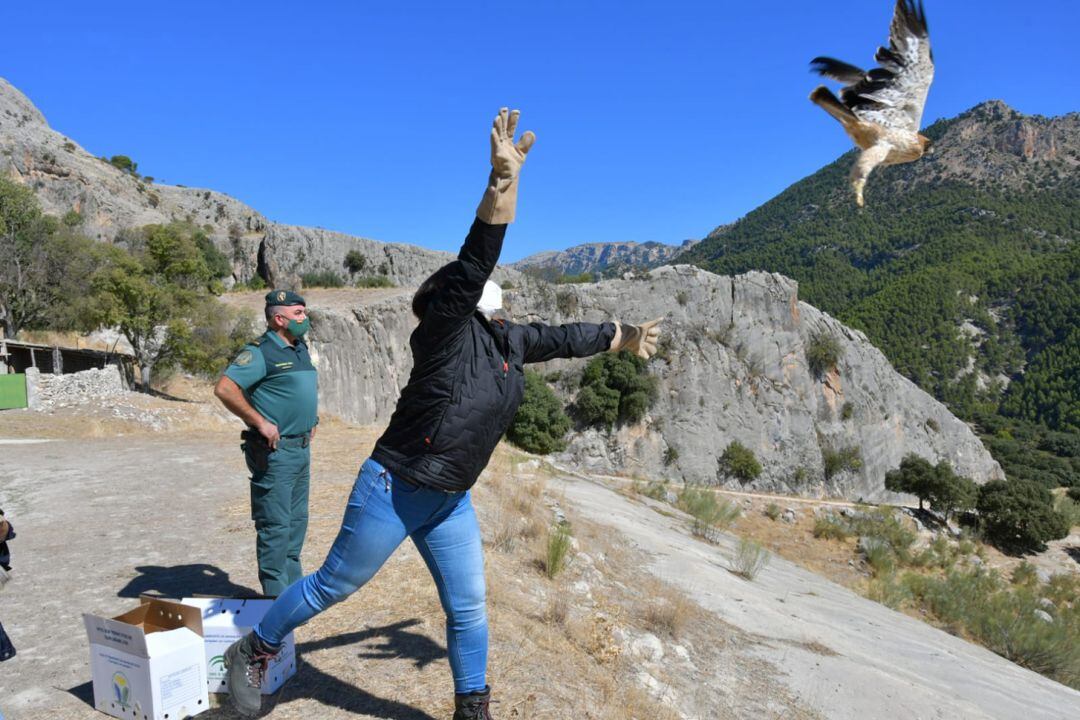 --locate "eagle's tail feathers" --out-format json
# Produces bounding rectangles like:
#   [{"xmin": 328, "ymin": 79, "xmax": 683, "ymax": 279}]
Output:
[{"xmin": 810, "ymin": 86, "xmax": 859, "ymax": 126}]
